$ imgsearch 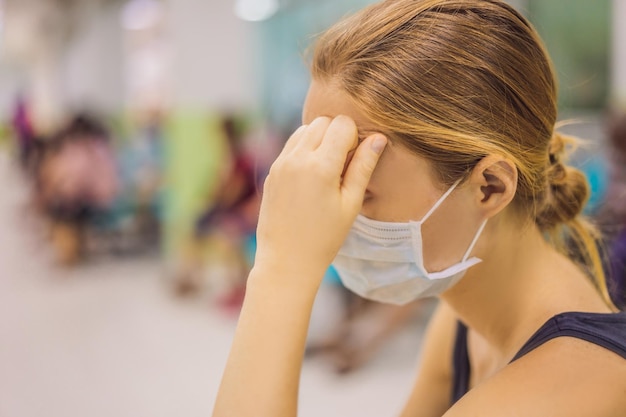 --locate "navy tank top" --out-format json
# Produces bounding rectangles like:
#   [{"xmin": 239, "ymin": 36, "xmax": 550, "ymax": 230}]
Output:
[{"xmin": 451, "ymin": 311, "xmax": 626, "ymax": 405}]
